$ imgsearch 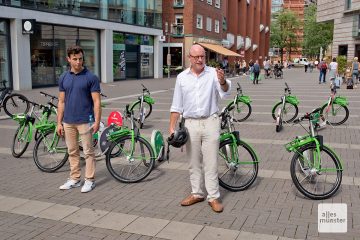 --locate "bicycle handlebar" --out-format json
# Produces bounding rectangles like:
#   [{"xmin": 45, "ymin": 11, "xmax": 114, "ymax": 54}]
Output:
[
  {"xmin": 141, "ymin": 84, "xmax": 150, "ymax": 94},
  {"xmin": 0, "ymin": 80, "xmax": 7, "ymax": 88},
  {"xmin": 40, "ymin": 91, "xmax": 58, "ymax": 100}
]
